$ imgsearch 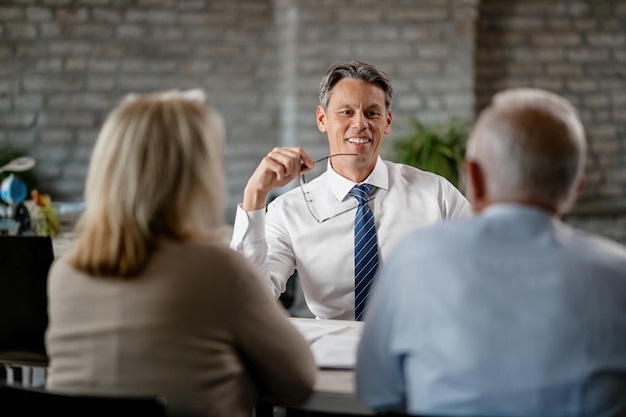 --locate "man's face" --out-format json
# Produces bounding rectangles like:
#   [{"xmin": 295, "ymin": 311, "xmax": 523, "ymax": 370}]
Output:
[{"xmin": 316, "ymin": 78, "xmax": 392, "ymax": 175}]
